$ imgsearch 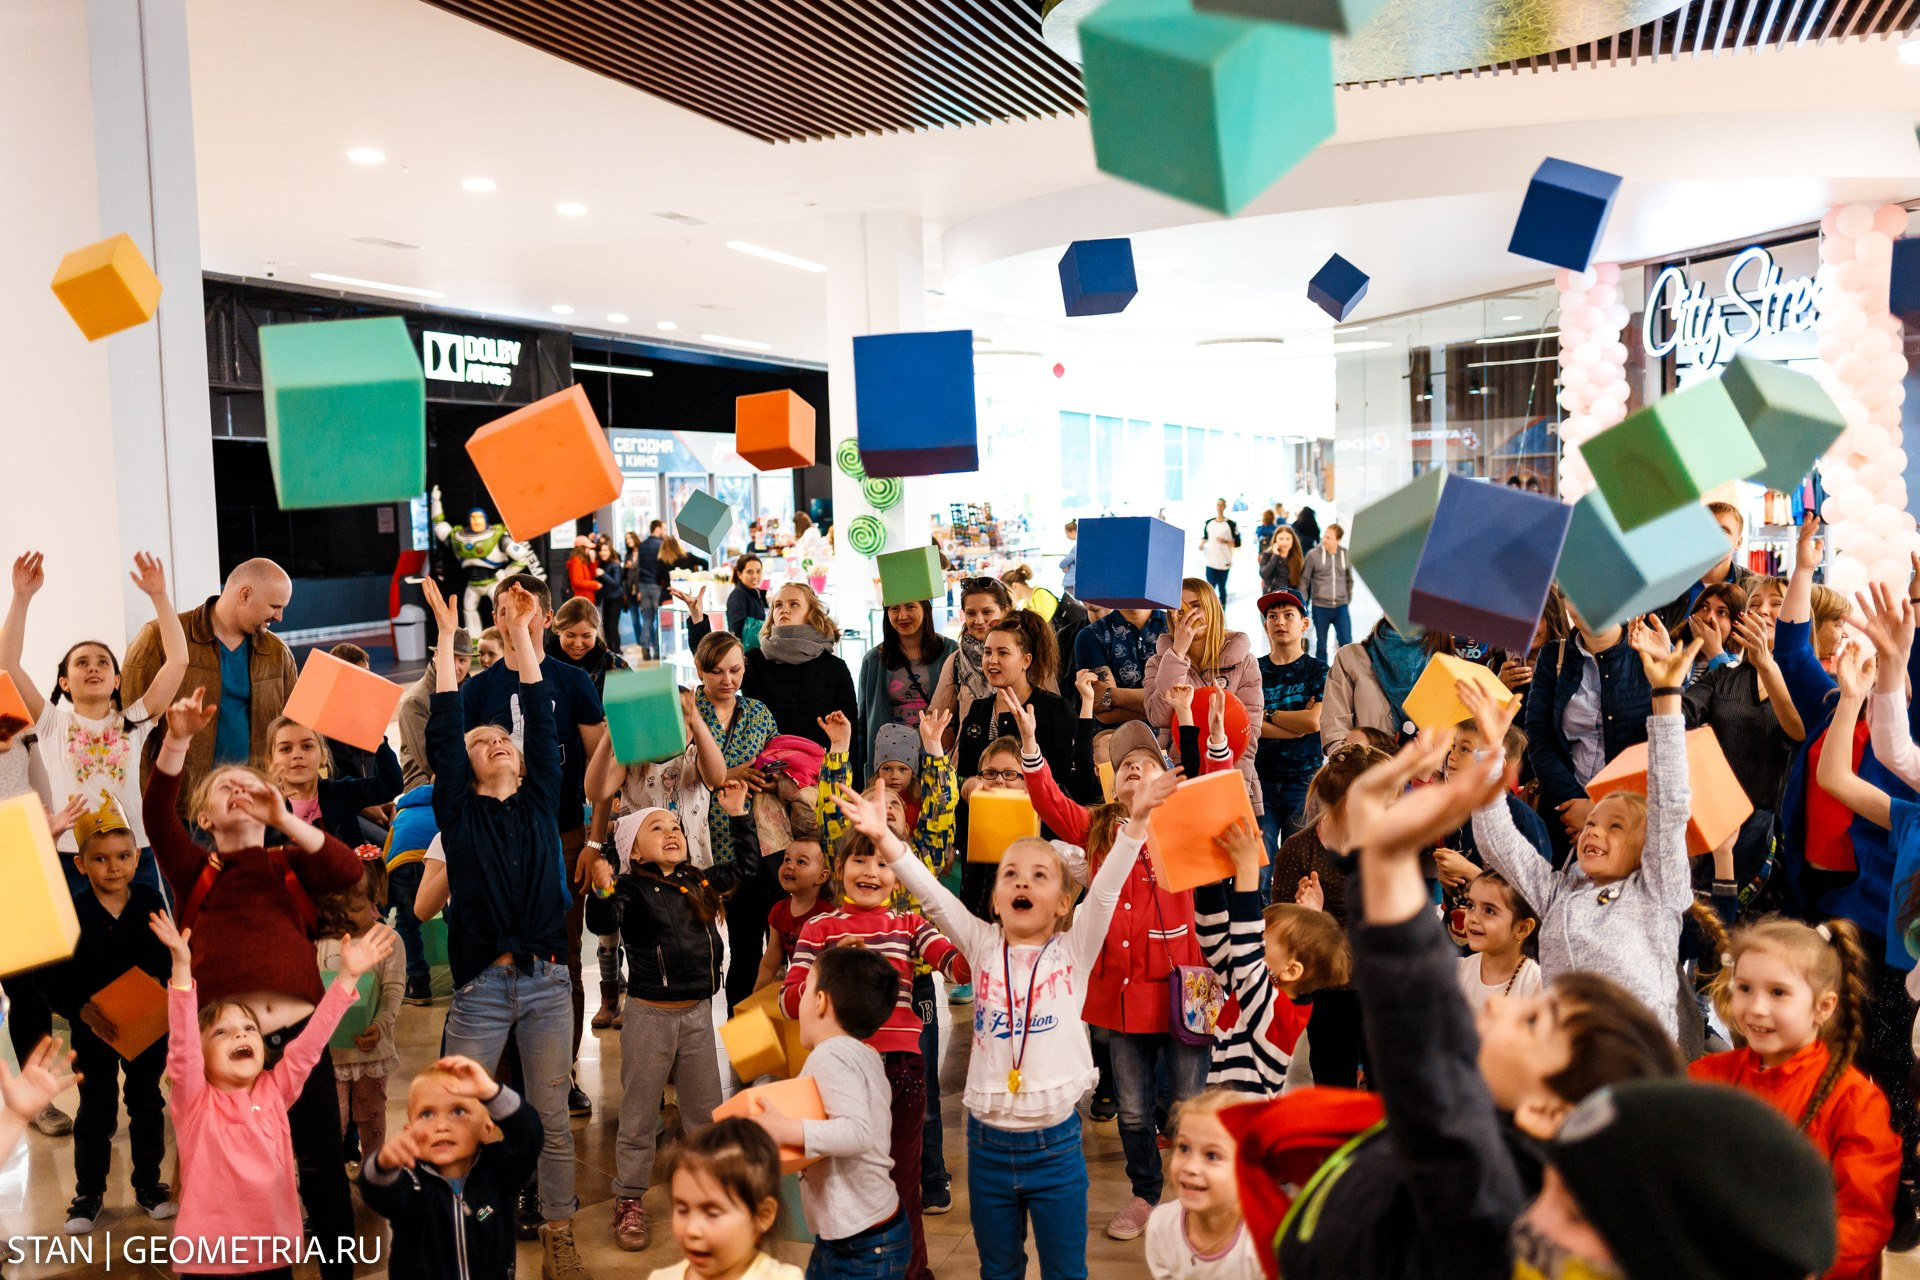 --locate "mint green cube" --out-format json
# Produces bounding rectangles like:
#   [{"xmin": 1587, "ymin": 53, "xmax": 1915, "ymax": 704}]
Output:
[
  {"xmin": 675, "ymin": 489, "xmax": 734, "ymax": 557},
  {"xmin": 1557, "ymin": 492, "xmax": 1729, "ymax": 632},
  {"xmin": 1350, "ymin": 470, "xmax": 1446, "ymax": 636},
  {"xmin": 1718, "ymin": 353, "xmax": 1846, "ymax": 493},
  {"xmin": 422, "ymin": 914, "xmax": 449, "ymax": 967},
  {"xmin": 321, "ymin": 971, "xmax": 380, "ymax": 1050},
  {"xmin": 877, "ymin": 546, "xmax": 943, "ymax": 606},
  {"xmin": 606, "ymin": 667, "xmax": 687, "ymax": 766},
  {"xmin": 1583, "ymin": 380, "xmax": 1765, "ymax": 532},
  {"xmin": 1081, "ymin": 0, "xmax": 1335, "ymax": 215},
  {"xmin": 260, "ymin": 317, "xmax": 424, "ymax": 510}
]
